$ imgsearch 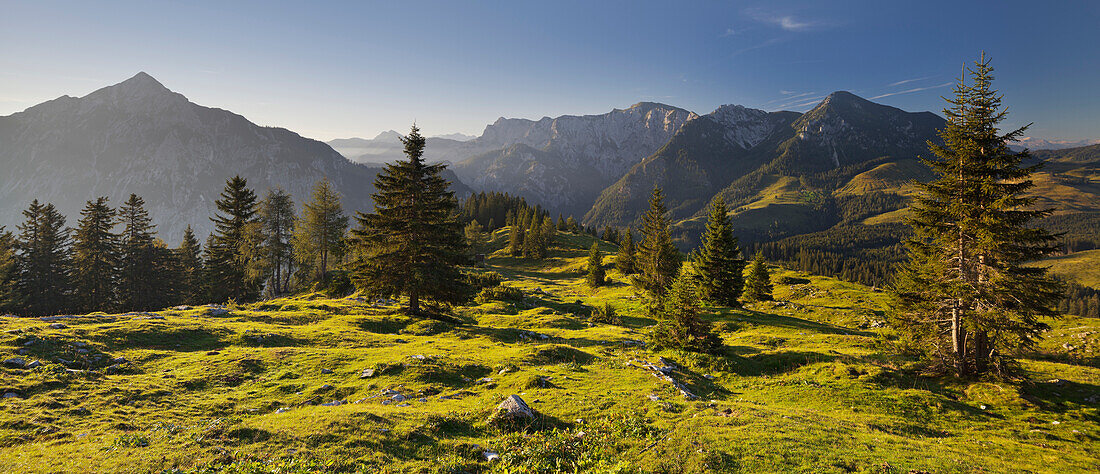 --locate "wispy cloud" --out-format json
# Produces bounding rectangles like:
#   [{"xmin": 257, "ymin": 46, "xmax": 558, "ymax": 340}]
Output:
[
  {"xmin": 777, "ymin": 95, "xmax": 827, "ymax": 109},
  {"xmin": 869, "ymin": 82, "xmax": 952, "ymax": 100},
  {"xmin": 720, "ymin": 28, "xmax": 738, "ymax": 37},
  {"xmin": 888, "ymin": 75, "xmax": 935, "ymax": 87},
  {"xmin": 747, "ymin": 9, "xmax": 823, "ymax": 32}
]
